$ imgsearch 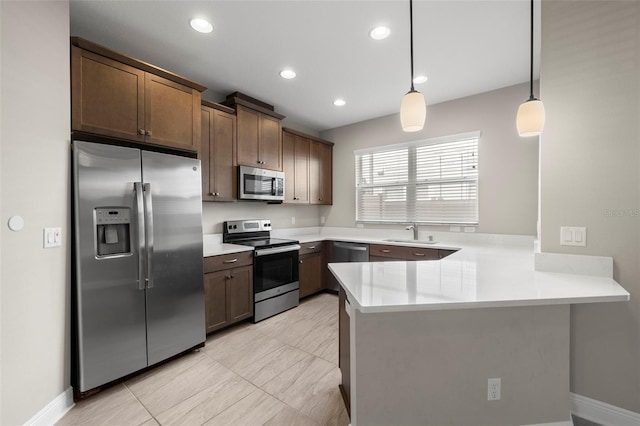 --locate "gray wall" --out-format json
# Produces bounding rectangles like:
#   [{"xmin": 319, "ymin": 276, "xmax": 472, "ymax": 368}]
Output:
[
  {"xmin": 321, "ymin": 82, "xmax": 539, "ymax": 236},
  {"xmin": 540, "ymin": 0, "xmax": 640, "ymax": 413},
  {"xmin": 0, "ymin": 1, "xmax": 71, "ymax": 424},
  {"xmin": 353, "ymin": 305, "xmax": 570, "ymax": 425}
]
